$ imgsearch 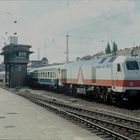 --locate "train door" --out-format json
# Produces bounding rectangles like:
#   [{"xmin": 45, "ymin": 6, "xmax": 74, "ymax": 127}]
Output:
[
  {"xmin": 111, "ymin": 63, "xmax": 117, "ymax": 91},
  {"xmin": 111, "ymin": 63, "xmax": 121, "ymax": 92},
  {"xmin": 62, "ymin": 69, "xmax": 67, "ymax": 83},
  {"xmin": 92, "ymin": 66, "xmax": 96, "ymax": 84},
  {"xmin": 58, "ymin": 68, "xmax": 67, "ymax": 85}
]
